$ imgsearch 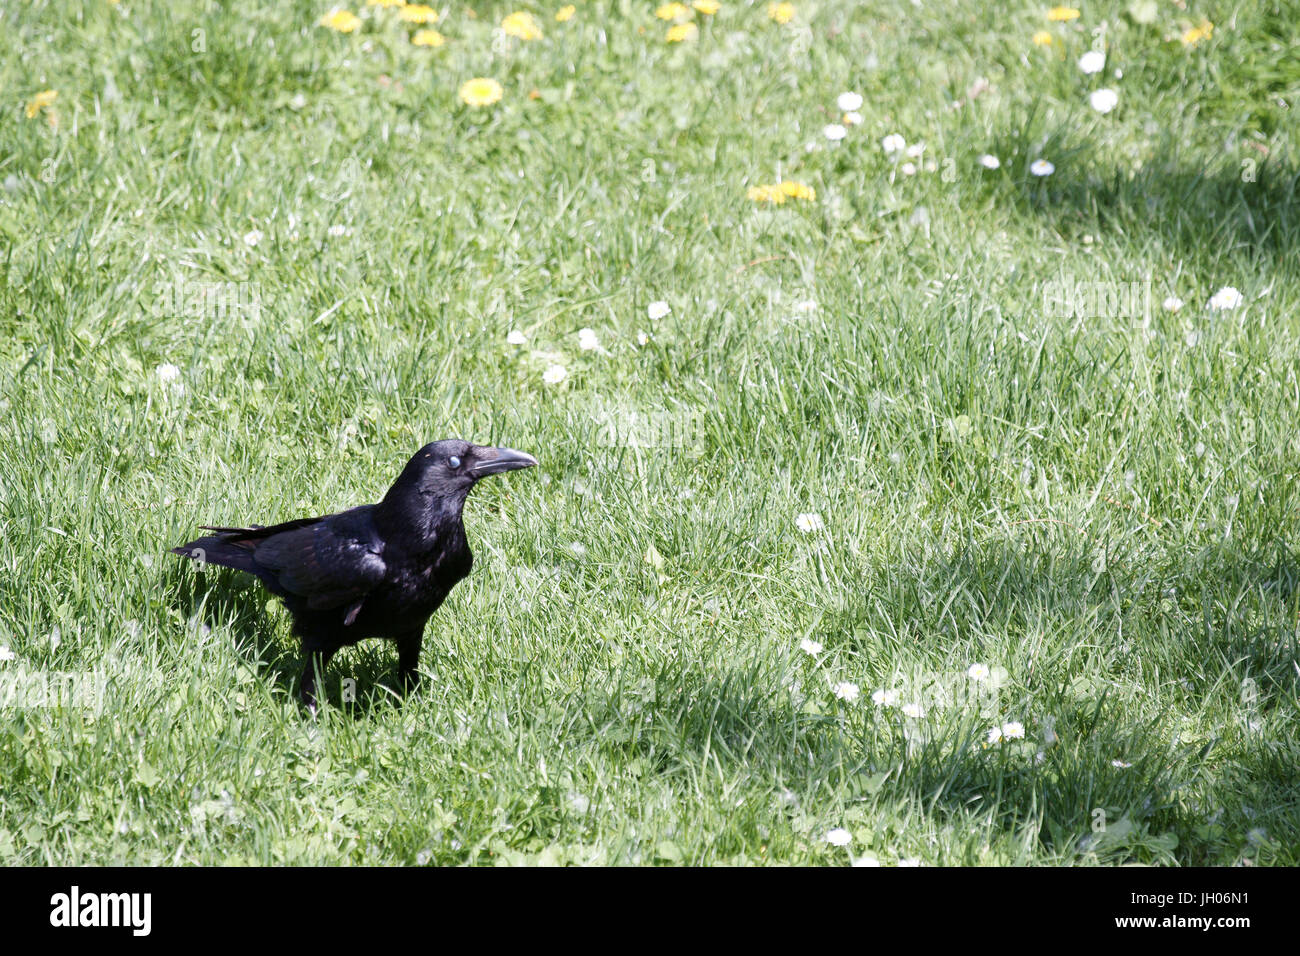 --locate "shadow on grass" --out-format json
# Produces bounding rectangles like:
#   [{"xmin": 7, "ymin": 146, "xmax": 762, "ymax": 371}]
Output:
[
  {"xmin": 983, "ymin": 109, "xmax": 1299, "ymax": 269},
  {"xmin": 166, "ymin": 561, "xmax": 410, "ymax": 719},
  {"xmin": 608, "ymin": 534, "xmax": 1300, "ymax": 863},
  {"xmin": 864, "ymin": 535, "xmax": 1300, "ymax": 864}
]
